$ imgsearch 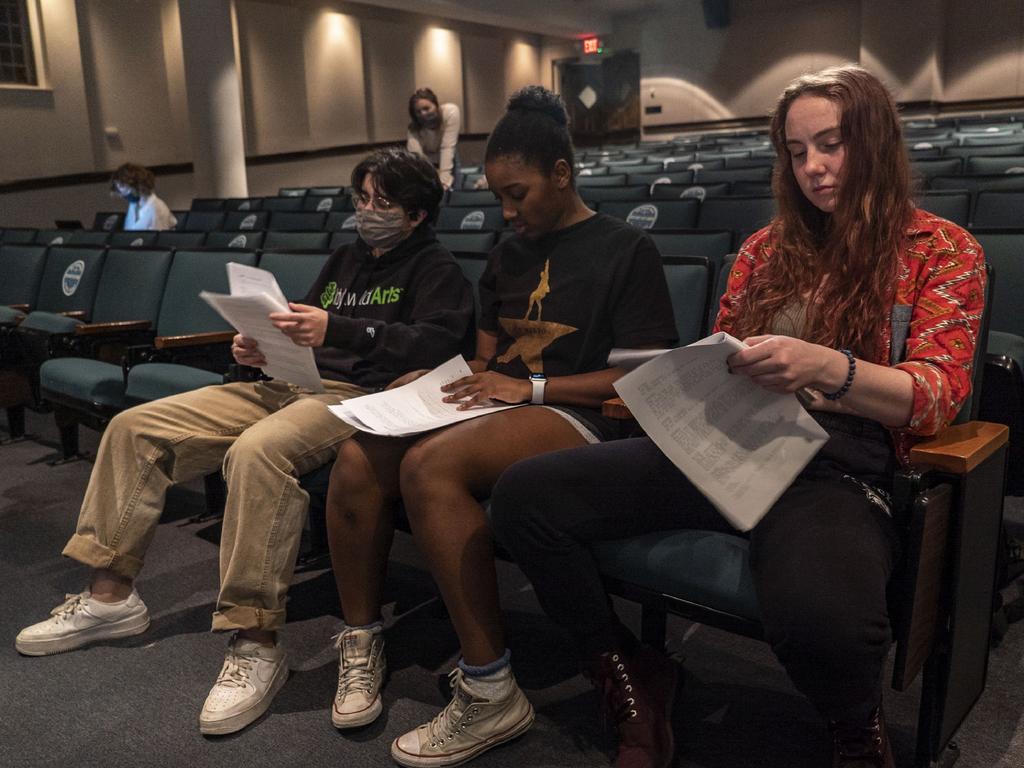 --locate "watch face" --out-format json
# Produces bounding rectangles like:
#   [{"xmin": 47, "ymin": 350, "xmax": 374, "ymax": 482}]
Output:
[{"xmin": 530, "ymin": 374, "xmax": 547, "ymax": 381}]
